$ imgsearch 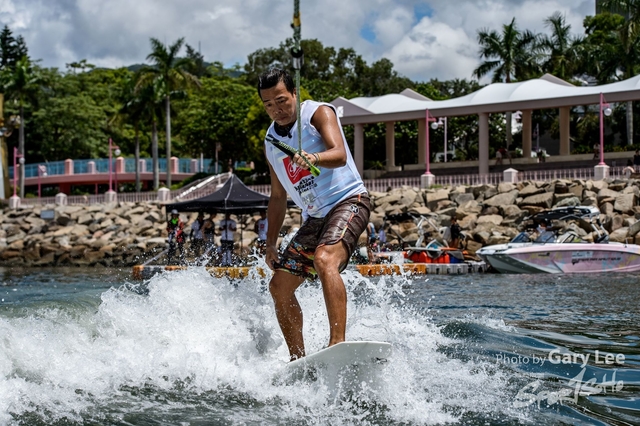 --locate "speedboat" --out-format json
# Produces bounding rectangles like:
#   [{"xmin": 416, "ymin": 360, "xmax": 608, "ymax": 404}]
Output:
[{"xmin": 477, "ymin": 206, "xmax": 640, "ymax": 274}]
